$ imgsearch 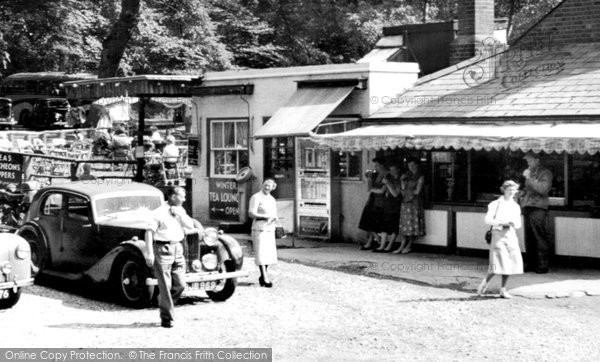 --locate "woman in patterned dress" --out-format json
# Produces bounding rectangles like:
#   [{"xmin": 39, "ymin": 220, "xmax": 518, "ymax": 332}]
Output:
[{"xmin": 393, "ymin": 158, "xmax": 425, "ymax": 254}]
